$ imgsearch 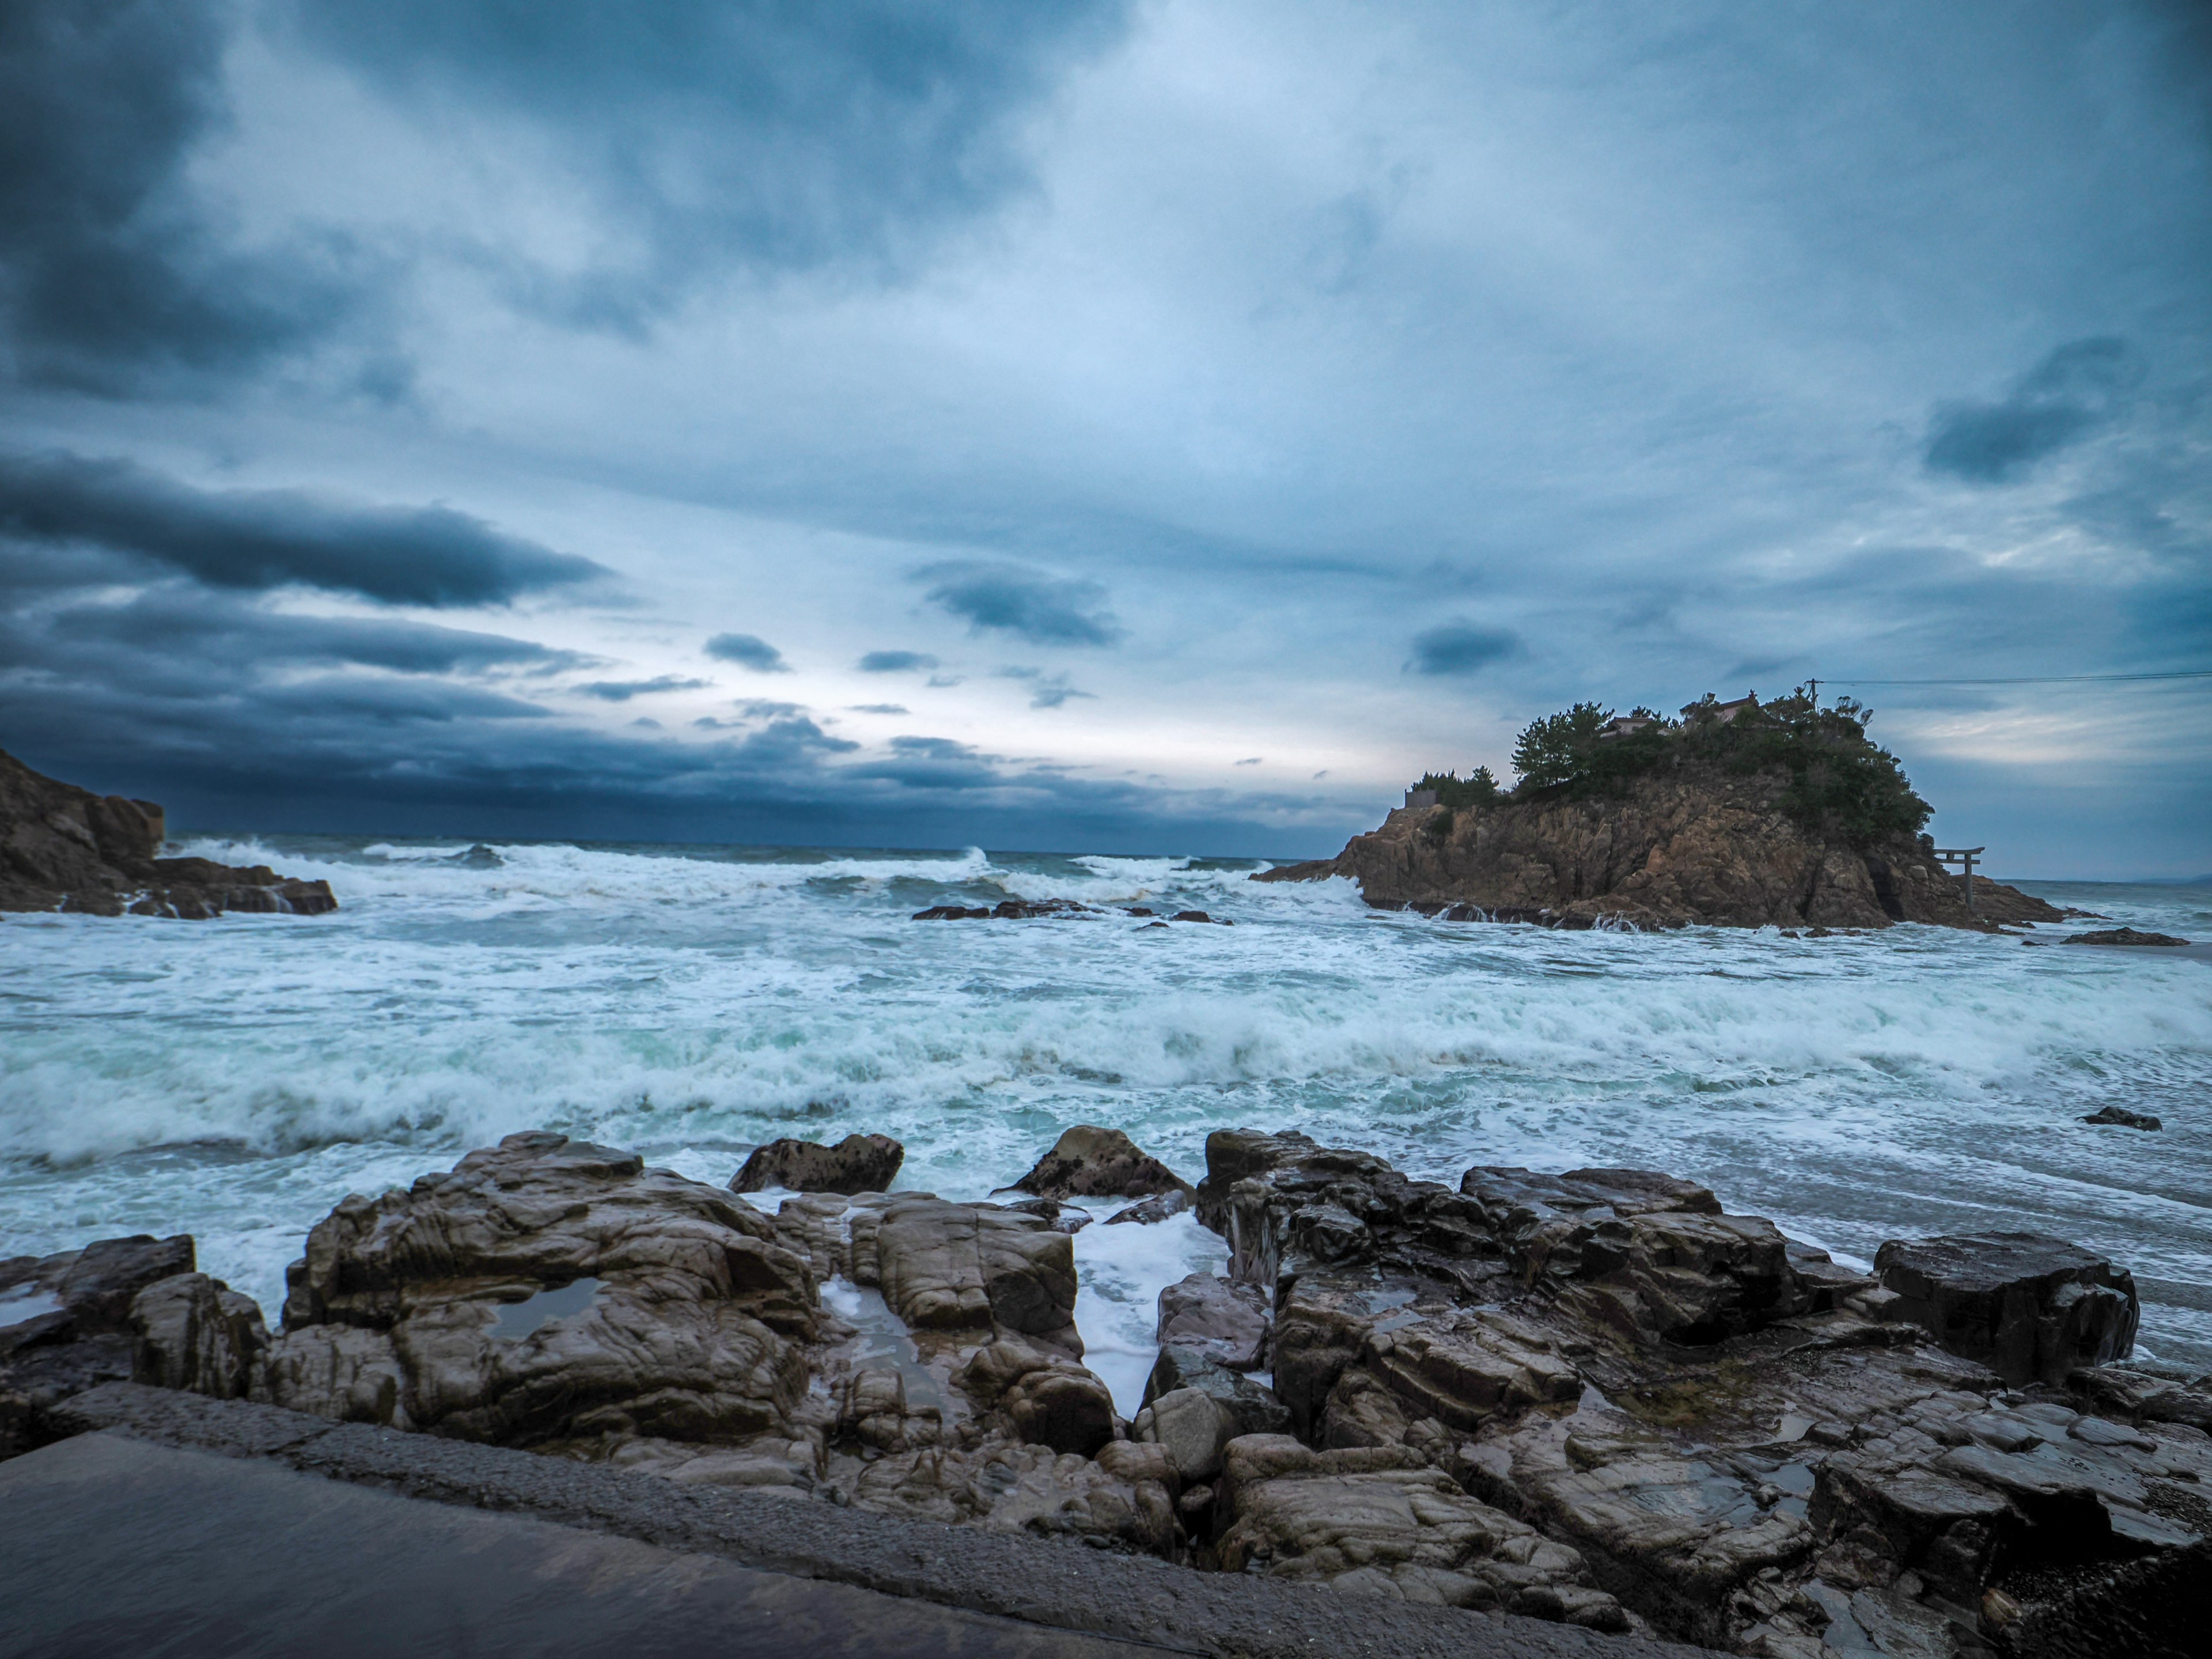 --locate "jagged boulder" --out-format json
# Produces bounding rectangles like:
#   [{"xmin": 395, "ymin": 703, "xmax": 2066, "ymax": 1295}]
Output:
[
  {"xmin": 128, "ymin": 1272, "xmax": 268, "ymax": 1398},
  {"xmin": 260, "ymin": 1131, "xmax": 820, "ymax": 1446},
  {"xmin": 729, "ymin": 1132, "xmax": 904, "ymax": 1196},
  {"xmin": 1874, "ymin": 1233, "xmax": 2139, "ymax": 1385},
  {"xmin": 1012, "ymin": 1125, "xmax": 1191, "ymax": 1202},
  {"xmin": 1, "ymin": 1234, "xmax": 206, "ymax": 1456},
  {"xmin": 1460, "ymin": 1165, "xmax": 1806, "ymax": 1342},
  {"xmin": 1156, "ymin": 1272, "xmax": 1270, "ymax": 1371}
]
